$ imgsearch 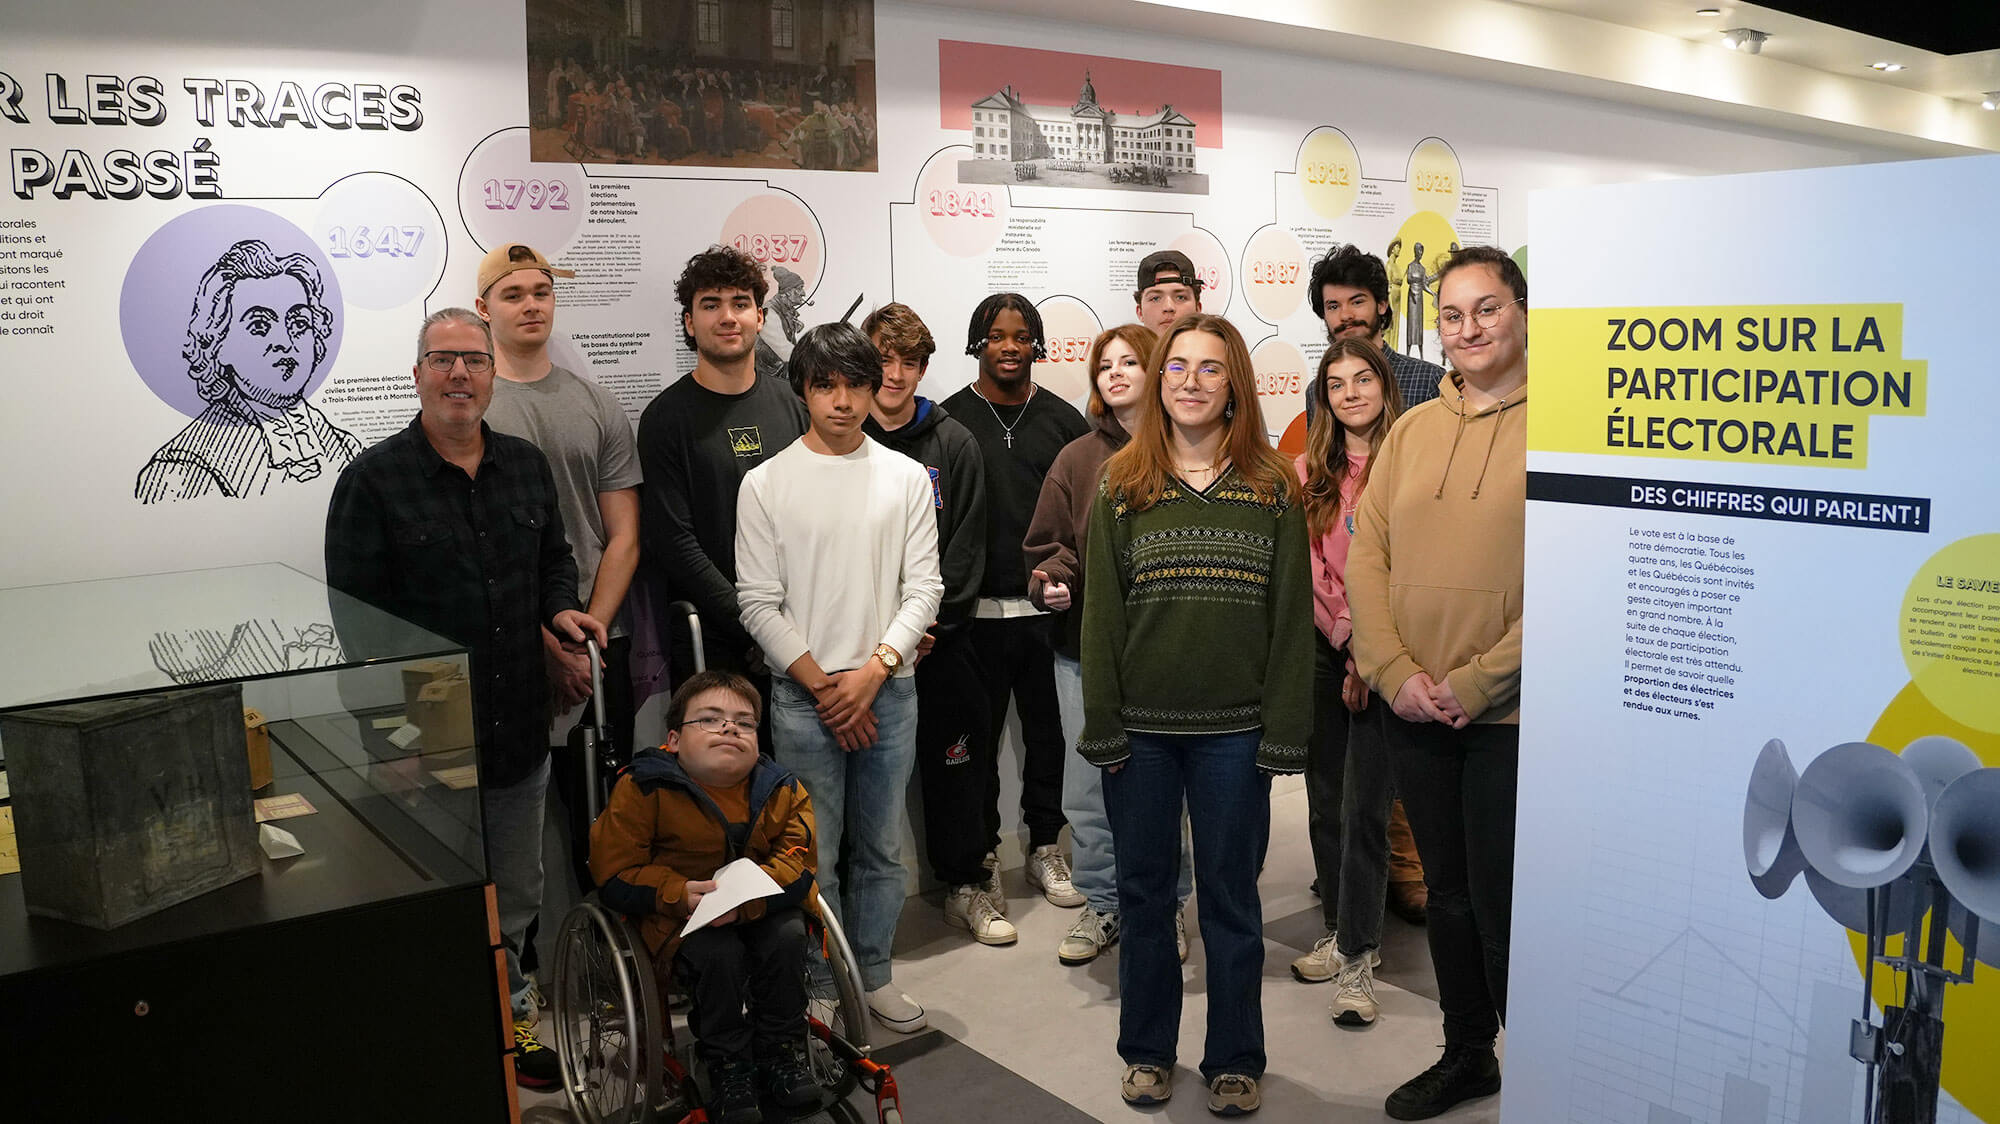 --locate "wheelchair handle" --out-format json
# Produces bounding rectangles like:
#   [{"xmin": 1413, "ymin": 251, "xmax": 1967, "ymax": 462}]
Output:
[
  {"xmin": 668, "ymin": 599, "xmax": 706, "ymax": 674},
  {"xmin": 582, "ymin": 637, "xmax": 609, "ymax": 820},
  {"xmin": 585, "ymin": 636, "xmax": 606, "ymax": 731}
]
